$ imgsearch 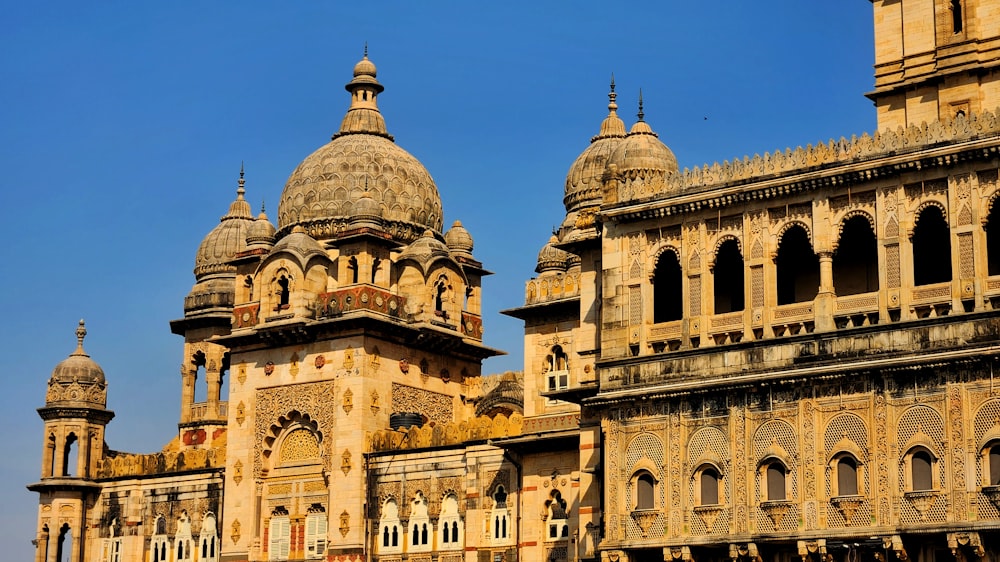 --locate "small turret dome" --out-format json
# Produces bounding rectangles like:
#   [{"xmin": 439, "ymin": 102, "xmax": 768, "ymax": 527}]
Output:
[
  {"xmin": 246, "ymin": 203, "xmax": 277, "ymax": 249},
  {"xmin": 46, "ymin": 320, "xmax": 108, "ymax": 408},
  {"xmin": 536, "ymin": 235, "xmax": 570, "ymax": 273},
  {"xmin": 564, "ymin": 80, "xmax": 627, "ymax": 214},
  {"xmin": 608, "ymin": 94, "xmax": 679, "ymax": 200},
  {"xmin": 194, "ymin": 169, "xmax": 256, "ymax": 279},
  {"xmin": 444, "ymin": 220, "xmax": 474, "ymax": 257}
]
